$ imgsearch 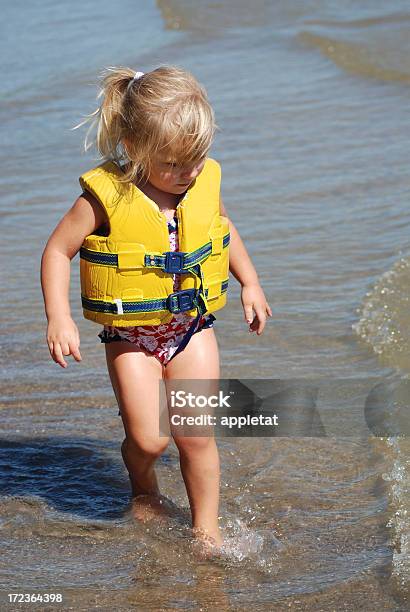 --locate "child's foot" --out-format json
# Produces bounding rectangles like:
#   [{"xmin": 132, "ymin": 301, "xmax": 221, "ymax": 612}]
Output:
[
  {"xmin": 130, "ymin": 493, "xmax": 169, "ymax": 523},
  {"xmin": 131, "ymin": 494, "xmax": 165, "ymax": 523},
  {"xmin": 192, "ymin": 526, "xmax": 224, "ymax": 558},
  {"xmin": 130, "ymin": 492, "xmax": 185, "ymax": 524}
]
